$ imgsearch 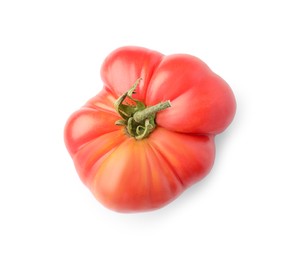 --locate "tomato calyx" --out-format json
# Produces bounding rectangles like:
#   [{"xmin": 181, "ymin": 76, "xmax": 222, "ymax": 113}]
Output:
[{"xmin": 114, "ymin": 78, "xmax": 171, "ymax": 140}]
